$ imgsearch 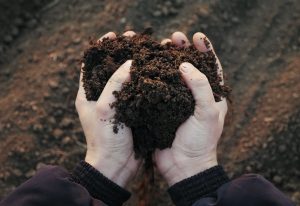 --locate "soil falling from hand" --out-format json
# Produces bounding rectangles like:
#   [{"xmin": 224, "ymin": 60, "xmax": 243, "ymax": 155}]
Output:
[{"xmin": 82, "ymin": 31, "xmax": 230, "ymax": 164}]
